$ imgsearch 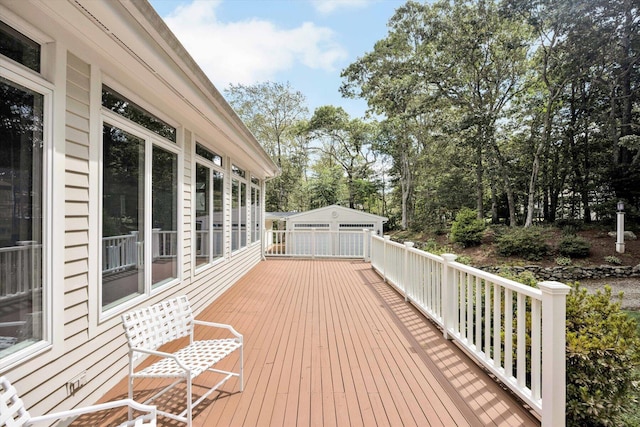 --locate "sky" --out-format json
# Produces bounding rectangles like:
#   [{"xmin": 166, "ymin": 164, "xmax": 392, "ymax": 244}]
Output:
[{"xmin": 148, "ymin": 0, "xmax": 406, "ymax": 118}]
